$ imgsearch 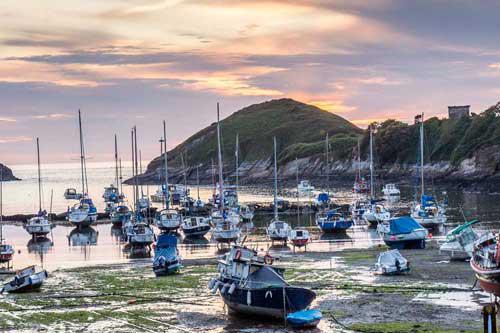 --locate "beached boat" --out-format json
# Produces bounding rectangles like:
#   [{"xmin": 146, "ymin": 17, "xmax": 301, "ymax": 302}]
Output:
[
  {"xmin": 110, "ymin": 204, "xmax": 132, "ymax": 227},
  {"xmin": 64, "ymin": 188, "xmax": 83, "ymax": 200},
  {"xmin": 362, "ymin": 202, "xmax": 391, "ymax": 227},
  {"xmin": 290, "ymin": 158, "xmax": 310, "ymax": 248},
  {"xmin": 297, "ymin": 180, "xmax": 315, "ymax": 194},
  {"xmin": 352, "ymin": 138, "xmax": 370, "ymax": 194},
  {"xmin": 411, "ymin": 113, "xmax": 447, "ymax": 228},
  {"xmin": 153, "ymin": 233, "xmax": 181, "ymax": 276},
  {"xmin": 286, "ymin": 309, "xmax": 322, "ymax": 328},
  {"xmin": 151, "ymin": 188, "xmax": 167, "ymax": 203},
  {"xmin": 382, "ymin": 183, "xmax": 400, "ymax": 197},
  {"xmin": 125, "ymin": 220, "xmax": 155, "ymax": 247},
  {"xmin": 316, "ymin": 210, "xmax": 353, "ymax": 233},
  {"xmin": 440, "ymin": 219, "xmax": 479, "ymax": 260},
  {"xmin": 239, "ymin": 204, "xmax": 254, "ymax": 221},
  {"xmin": 267, "ymin": 137, "xmax": 290, "ymax": 244},
  {"xmin": 181, "ymin": 216, "xmax": 211, "ymax": 238},
  {"xmin": 350, "ymin": 198, "xmax": 370, "ymax": 220},
  {"xmin": 374, "ymin": 249, "xmax": 410, "ymax": 275},
  {"xmin": 1, "ymin": 266, "xmax": 48, "ymax": 293},
  {"xmin": 102, "ymin": 184, "xmax": 121, "ymax": 203},
  {"xmin": 470, "ymin": 232, "xmax": 500, "ymax": 296},
  {"xmin": 315, "ymin": 192, "xmax": 331, "ymax": 206},
  {"xmin": 155, "ymin": 209, "xmax": 181, "ymax": 232},
  {"xmin": 208, "ymin": 245, "xmax": 316, "ymax": 318},
  {"xmin": 212, "ymin": 219, "xmax": 240, "ymax": 244},
  {"xmin": 377, "ymin": 216, "xmax": 428, "ymax": 249}
]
